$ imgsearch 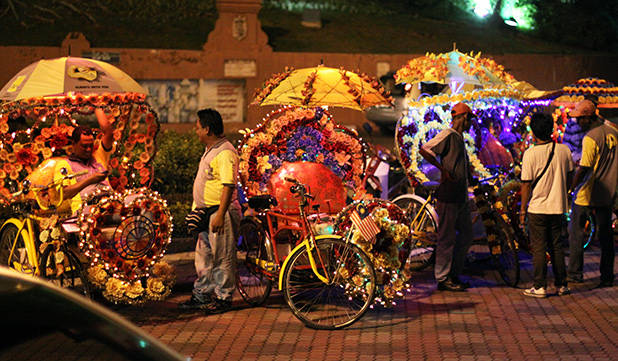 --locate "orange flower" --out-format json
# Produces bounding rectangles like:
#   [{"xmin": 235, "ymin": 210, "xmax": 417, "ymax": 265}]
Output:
[
  {"xmin": 139, "ymin": 152, "xmax": 151, "ymax": 163},
  {"xmin": 119, "ymin": 176, "xmax": 128, "ymax": 188},
  {"xmin": 139, "ymin": 167, "xmax": 150, "ymax": 179},
  {"xmin": 15, "ymin": 147, "xmax": 39, "ymax": 166},
  {"xmin": 109, "ymin": 158, "xmax": 119, "ymax": 168}
]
